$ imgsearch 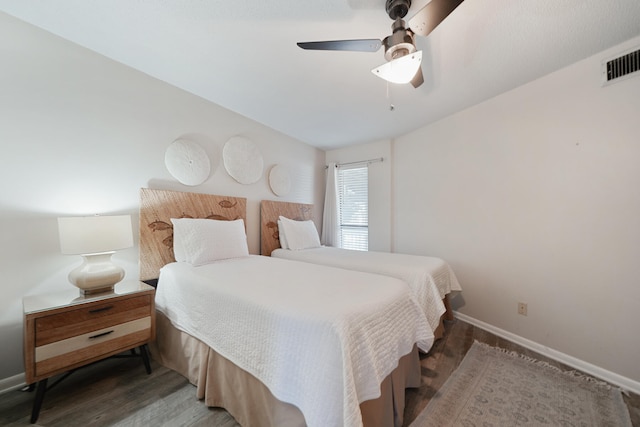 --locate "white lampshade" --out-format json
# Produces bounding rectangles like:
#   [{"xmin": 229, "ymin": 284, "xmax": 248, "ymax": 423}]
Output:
[
  {"xmin": 58, "ymin": 215, "xmax": 133, "ymax": 294},
  {"xmin": 371, "ymin": 50, "xmax": 423, "ymax": 84},
  {"xmin": 58, "ymin": 215, "xmax": 133, "ymax": 255}
]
